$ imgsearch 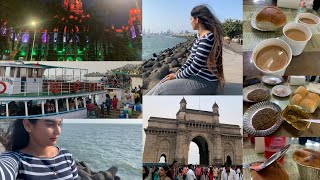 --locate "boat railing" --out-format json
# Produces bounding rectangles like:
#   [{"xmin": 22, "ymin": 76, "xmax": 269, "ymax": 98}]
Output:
[
  {"xmin": 0, "ymin": 107, "xmax": 87, "ymax": 119},
  {"xmin": 1, "ymin": 80, "xmax": 106, "ymax": 97}
]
